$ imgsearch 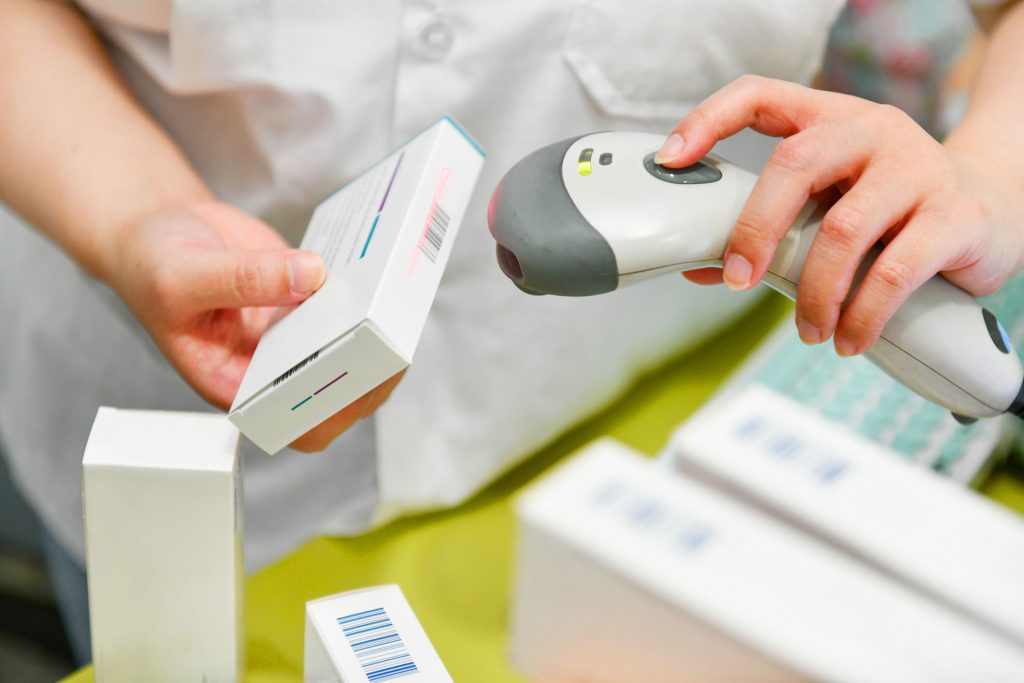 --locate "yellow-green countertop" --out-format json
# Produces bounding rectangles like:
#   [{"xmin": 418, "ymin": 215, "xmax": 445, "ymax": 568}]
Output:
[{"xmin": 63, "ymin": 294, "xmax": 1024, "ymax": 683}]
